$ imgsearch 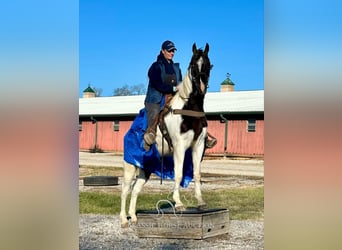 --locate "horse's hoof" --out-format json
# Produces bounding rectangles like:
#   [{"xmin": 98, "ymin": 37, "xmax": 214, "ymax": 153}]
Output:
[
  {"xmin": 198, "ymin": 204, "xmax": 208, "ymax": 210},
  {"xmin": 130, "ymin": 216, "xmax": 138, "ymax": 225},
  {"xmin": 175, "ymin": 205, "xmax": 186, "ymax": 212},
  {"xmin": 121, "ymin": 222, "xmax": 129, "ymax": 228}
]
